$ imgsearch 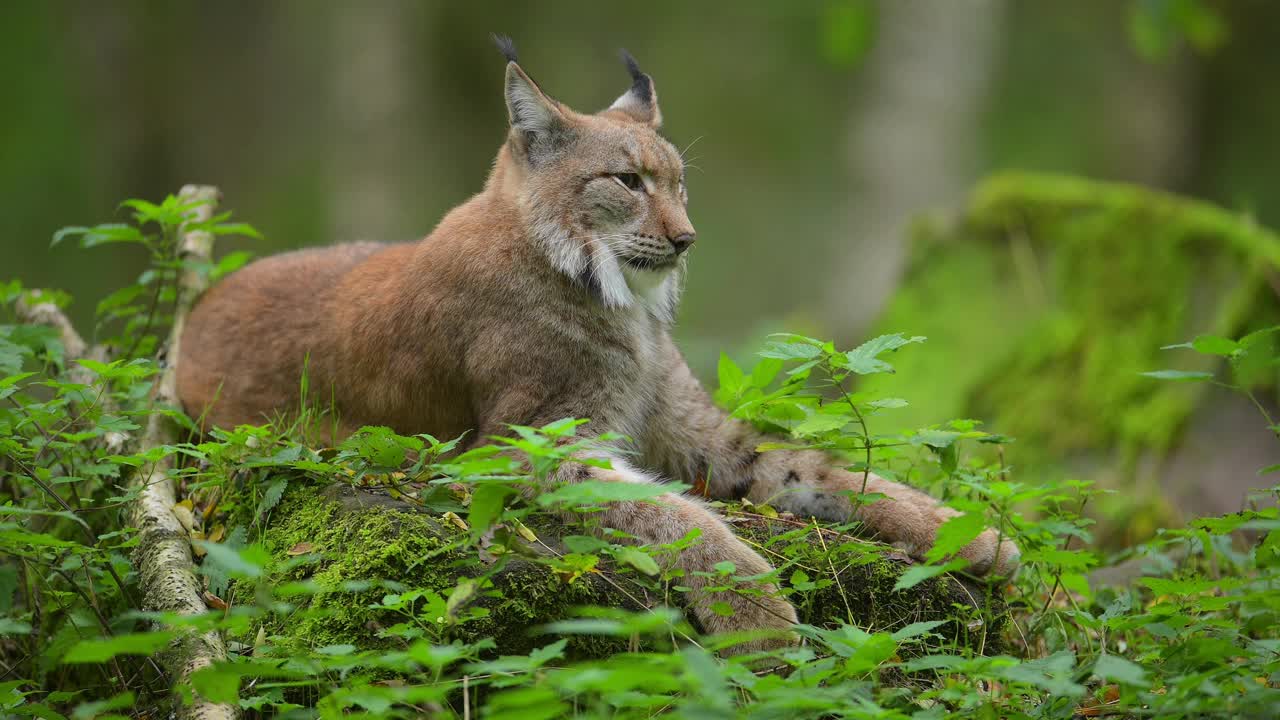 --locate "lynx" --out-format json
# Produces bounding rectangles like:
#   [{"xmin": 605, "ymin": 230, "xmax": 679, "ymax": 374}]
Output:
[{"xmin": 178, "ymin": 38, "xmax": 1018, "ymax": 650}]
